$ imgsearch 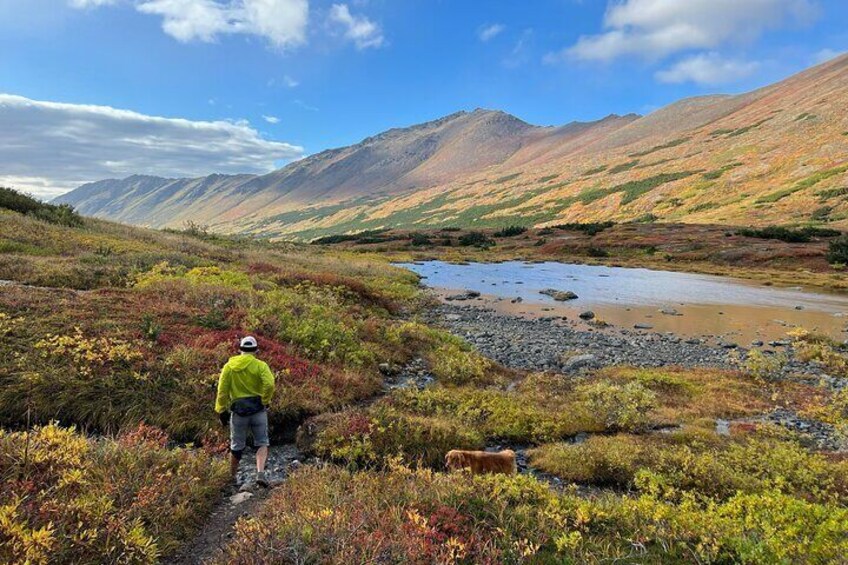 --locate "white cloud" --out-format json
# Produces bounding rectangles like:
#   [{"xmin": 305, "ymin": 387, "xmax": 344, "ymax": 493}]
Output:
[
  {"xmin": 656, "ymin": 53, "xmax": 760, "ymax": 85},
  {"xmin": 70, "ymin": 0, "xmax": 309, "ymax": 49},
  {"xmin": 328, "ymin": 3, "xmax": 384, "ymax": 49},
  {"xmin": 269, "ymin": 75, "xmax": 299, "ymax": 88},
  {"xmin": 0, "ymin": 93, "xmax": 303, "ymax": 198},
  {"xmin": 556, "ymin": 0, "xmax": 819, "ymax": 62},
  {"xmin": 69, "ymin": 0, "xmax": 117, "ymax": 7},
  {"xmin": 263, "ymin": 114, "xmax": 280, "ymax": 124},
  {"xmin": 478, "ymin": 23, "xmax": 505, "ymax": 42},
  {"xmin": 812, "ymin": 48, "xmax": 846, "ymax": 64}
]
